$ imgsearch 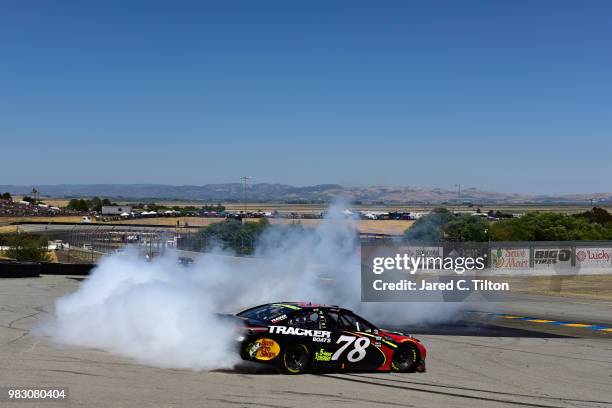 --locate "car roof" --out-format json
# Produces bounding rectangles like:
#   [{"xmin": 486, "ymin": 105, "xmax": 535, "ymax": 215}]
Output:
[
  {"xmin": 271, "ymin": 301, "xmax": 340, "ymax": 309},
  {"xmin": 239, "ymin": 302, "xmax": 342, "ymax": 315}
]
